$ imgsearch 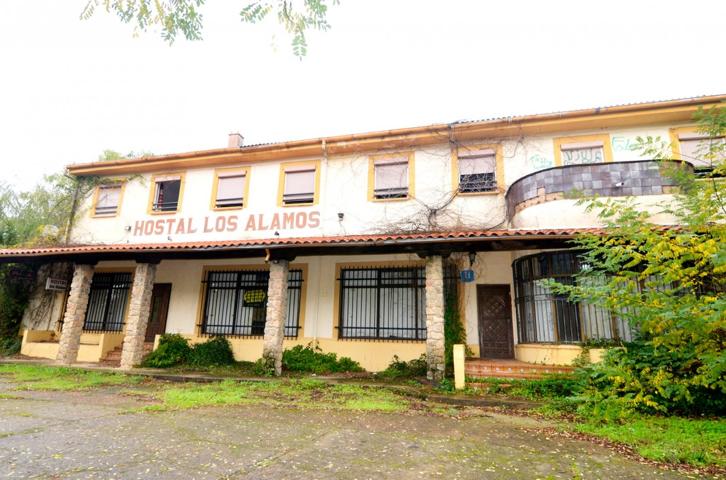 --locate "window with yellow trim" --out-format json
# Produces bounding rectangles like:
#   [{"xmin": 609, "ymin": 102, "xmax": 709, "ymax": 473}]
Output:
[
  {"xmin": 151, "ymin": 174, "xmax": 182, "ymax": 212},
  {"xmin": 554, "ymin": 134, "xmax": 612, "ymax": 166},
  {"xmin": 673, "ymin": 129, "xmax": 725, "ymax": 170},
  {"xmin": 94, "ymin": 183, "xmax": 123, "ymax": 216},
  {"xmin": 457, "ymin": 147, "xmax": 498, "ymax": 193},
  {"xmin": 214, "ymin": 169, "xmax": 248, "ymax": 209},
  {"xmin": 281, "ymin": 165, "xmax": 317, "ymax": 205},
  {"xmin": 372, "ymin": 155, "xmax": 410, "ymax": 199}
]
